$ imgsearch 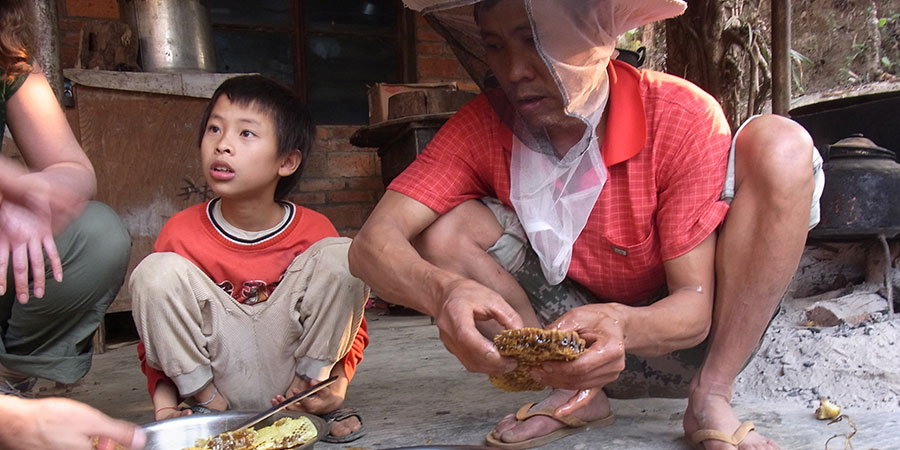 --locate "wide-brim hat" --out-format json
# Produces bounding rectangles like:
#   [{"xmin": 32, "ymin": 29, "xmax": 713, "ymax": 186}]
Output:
[{"xmin": 402, "ymin": 0, "xmax": 687, "ymax": 33}]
